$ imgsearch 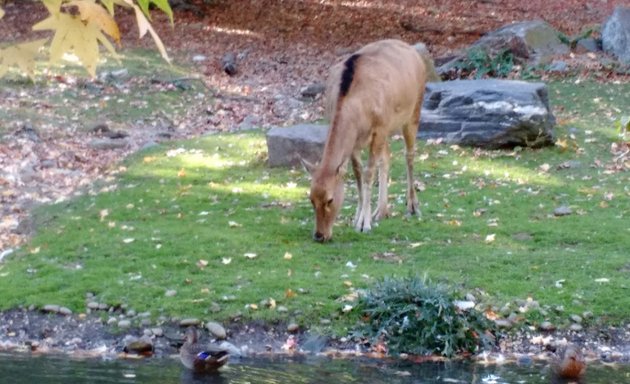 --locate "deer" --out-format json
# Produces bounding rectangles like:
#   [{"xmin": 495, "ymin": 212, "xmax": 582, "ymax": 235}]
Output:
[{"xmin": 302, "ymin": 39, "xmax": 428, "ymax": 242}]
